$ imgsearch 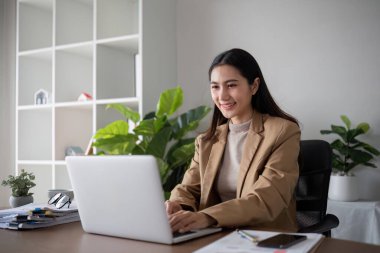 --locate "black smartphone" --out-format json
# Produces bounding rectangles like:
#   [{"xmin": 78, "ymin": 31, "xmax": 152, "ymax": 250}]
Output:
[{"xmin": 256, "ymin": 234, "xmax": 307, "ymax": 249}]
